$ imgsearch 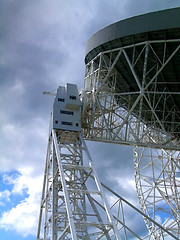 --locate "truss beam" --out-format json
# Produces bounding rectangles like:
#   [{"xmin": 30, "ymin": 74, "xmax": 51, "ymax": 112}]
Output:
[
  {"xmin": 37, "ymin": 130, "xmax": 122, "ymax": 240},
  {"xmin": 82, "ymin": 39, "xmax": 180, "ymax": 238},
  {"xmin": 82, "ymin": 40, "xmax": 180, "ymax": 150},
  {"xmin": 134, "ymin": 146, "xmax": 180, "ymax": 239}
]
